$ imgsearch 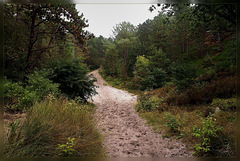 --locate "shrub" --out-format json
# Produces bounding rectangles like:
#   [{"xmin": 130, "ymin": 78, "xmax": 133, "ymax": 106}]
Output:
[
  {"xmin": 49, "ymin": 57, "xmax": 97, "ymax": 101},
  {"xmin": 133, "ymin": 55, "xmax": 150, "ymax": 84},
  {"xmin": 57, "ymin": 137, "xmax": 76, "ymax": 157},
  {"xmin": 175, "ymin": 75, "xmax": 236, "ymax": 105},
  {"xmin": 4, "ymin": 96, "xmax": 105, "ymax": 157},
  {"xmin": 148, "ymin": 46, "xmax": 171, "ymax": 72},
  {"xmin": 4, "ymin": 78, "xmax": 37, "ymax": 112},
  {"xmin": 210, "ymin": 98, "xmax": 236, "ymax": 112},
  {"xmin": 141, "ymin": 68, "xmax": 167, "ymax": 90},
  {"xmin": 171, "ymin": 63, "xmax": 197, "ymax": 91},
  {"xmin": 164, "ymin": 112, "xmax": 183, "ymax": 135},
  {"xmin": 192, "ymin": 114, "xmax": 223, "ymax": 156},
  {"xmin": 26, "ymin": 69, "xmax": 59, "ymax": 100},
  {"xmin": 135, "ymin": 94, "xmax": 162, "ymax": 112}
]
